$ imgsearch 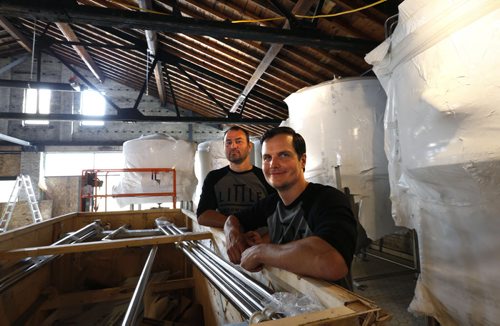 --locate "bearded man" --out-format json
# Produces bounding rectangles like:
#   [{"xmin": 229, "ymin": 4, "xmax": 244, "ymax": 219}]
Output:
[{"xmin": 197, "ymin": 126, "xmax": 275, "ymax": 227}]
